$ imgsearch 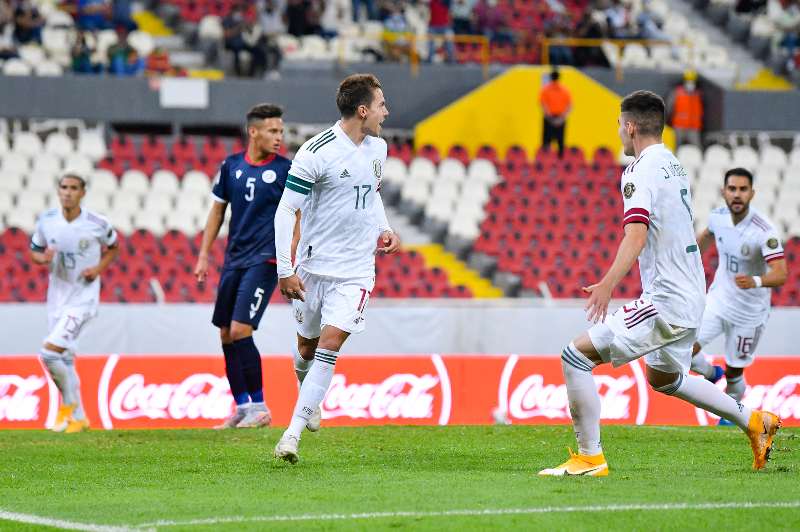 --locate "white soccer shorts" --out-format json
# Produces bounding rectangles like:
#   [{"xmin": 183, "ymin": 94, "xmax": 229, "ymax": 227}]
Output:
[
  {"xmin": 45, "ymin": 306, "xmax": 94, "ymax": 351},
  {"xmin": 588, "ymin": 298, "xmax": 696, "ymax": 374},
  {"xmin": 696, "ymin": 305, "xmax": 764, "ymax": 368},
  {"xmin": 291, "ymin": 266, "xmax": 375, "ymax": 339}
]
